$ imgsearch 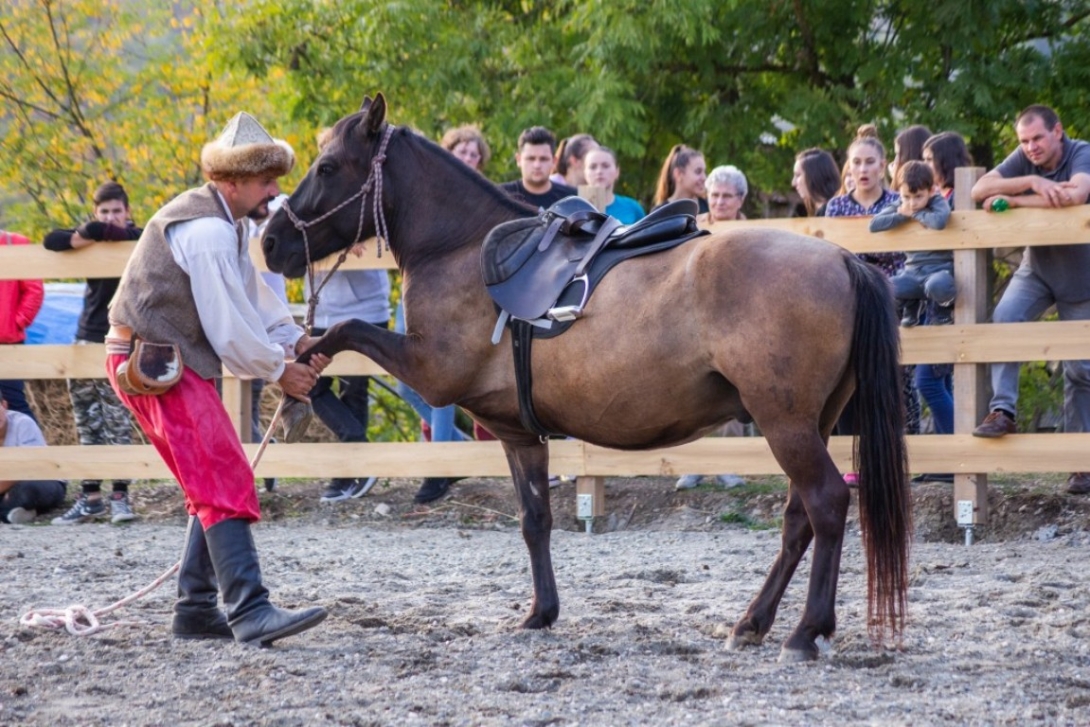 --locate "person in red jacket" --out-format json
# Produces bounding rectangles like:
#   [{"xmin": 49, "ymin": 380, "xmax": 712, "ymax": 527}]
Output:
[{"xmin": 0, "ymin": 229, "xmax": 44, "ymax": 423}]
